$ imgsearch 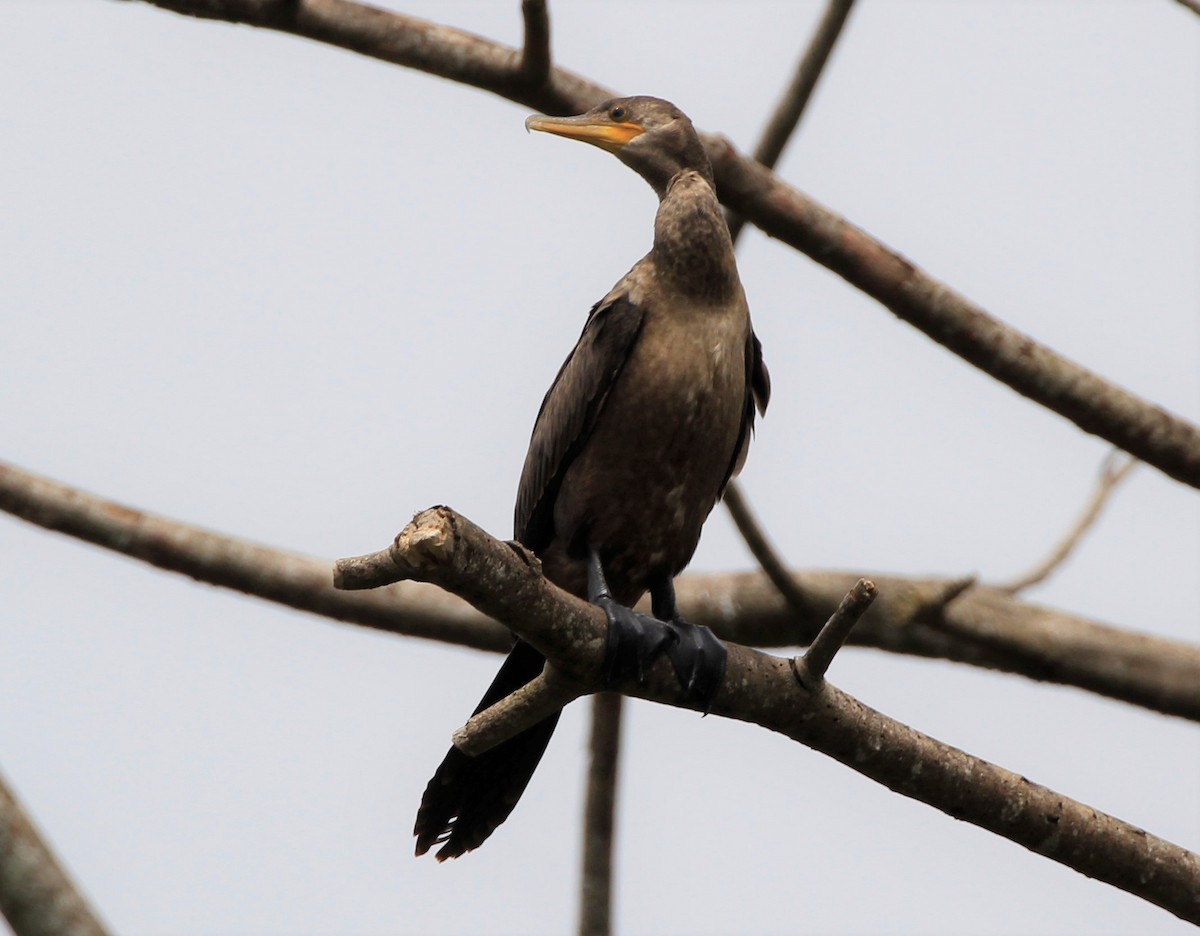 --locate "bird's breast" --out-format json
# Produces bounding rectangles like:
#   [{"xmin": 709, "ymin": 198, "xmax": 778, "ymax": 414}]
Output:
[{"xmin": 550, "ymin": 292, "xmax": 750, "ymax": 601}]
